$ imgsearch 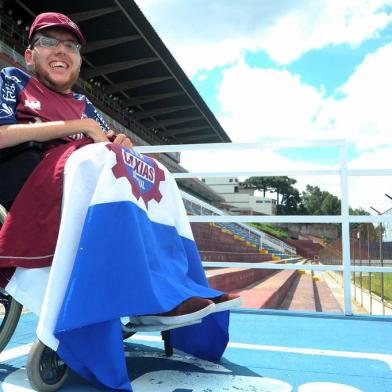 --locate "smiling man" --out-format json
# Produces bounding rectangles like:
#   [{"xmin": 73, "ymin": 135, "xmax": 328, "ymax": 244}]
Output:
[
  {"xmin": 0, "ymin": 11, "xmax": 240, "ymax": 329},
  {"xmin": 0, "ymin": 13, "xmax": 241, "ymax": 390},
  {"xmin": 0, "ymin": 12, "xmax": 132, "ymax": 150}
]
